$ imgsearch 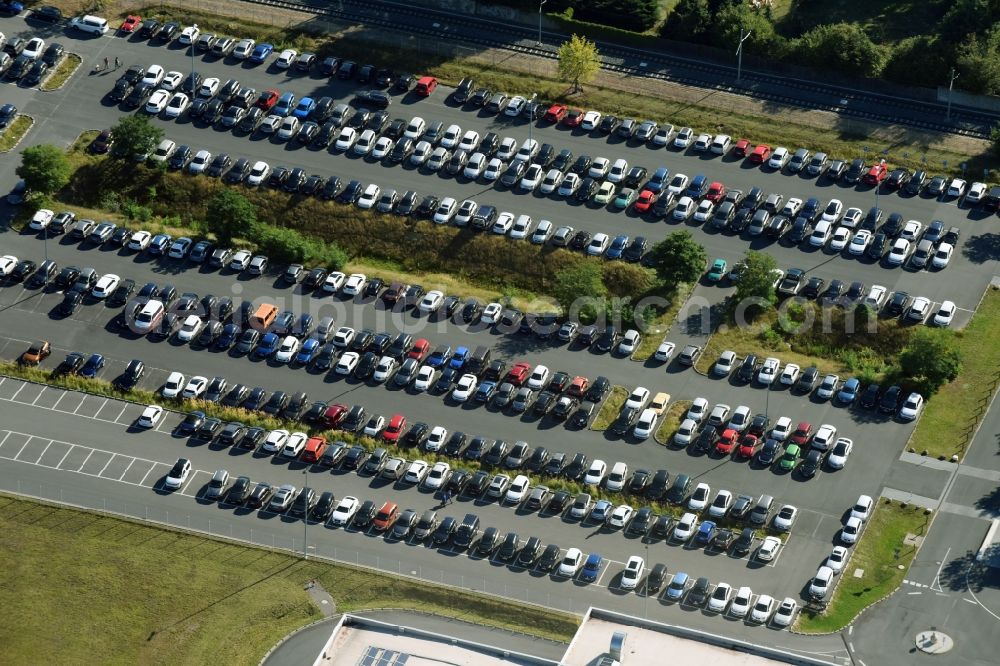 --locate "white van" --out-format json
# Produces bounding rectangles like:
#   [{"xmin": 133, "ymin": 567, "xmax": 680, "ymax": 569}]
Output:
[
  {"xmin": 70, "ymin": 15, "xmax": 110, "ymax": 35},
  {"xmin": 134, "ymin": 300, "xmax": 164, "ymax": 334}
]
